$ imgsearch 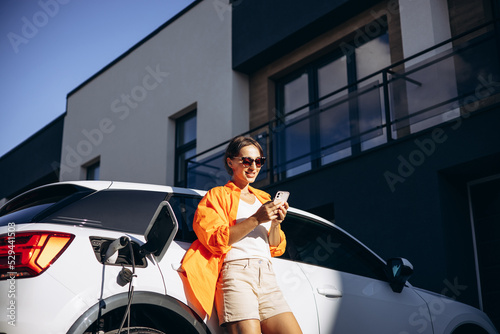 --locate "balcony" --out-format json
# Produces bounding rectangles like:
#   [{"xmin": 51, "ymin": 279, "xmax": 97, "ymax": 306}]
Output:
[{"xmin": 186, "ymin": 20, "xmax": 500, "ymax": 190}]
